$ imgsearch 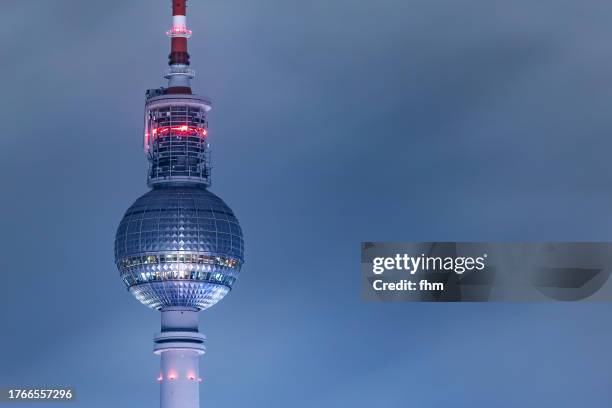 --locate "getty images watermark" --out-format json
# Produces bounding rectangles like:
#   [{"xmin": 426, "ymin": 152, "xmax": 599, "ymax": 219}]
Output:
[
  {"xmin": 362, "ymin": 243, "xmax": 612, "ymax": 302},
  {"xmin": 371, "ymin": 252, "xmax": 487, "ymax": 292}
]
